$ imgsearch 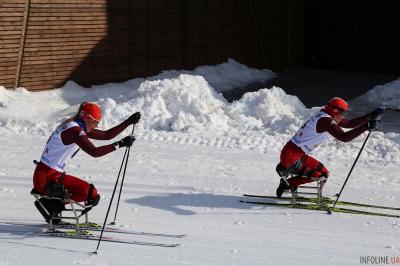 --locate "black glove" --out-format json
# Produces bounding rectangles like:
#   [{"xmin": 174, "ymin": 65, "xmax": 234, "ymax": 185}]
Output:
[
  {"xmin": 368, "ymin": 107, "xmax": 385, "ymax": 120},
  {"xmin": 113, "ymin": 135, "xmax": 135, "ymax": 148},
  {"xmin": 367, "ymin": 119, "xmax": 379, "ymax": 130},
  {"xmin": 127, "ymin": 112, "xmax": 141, "ymax": 125}
]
